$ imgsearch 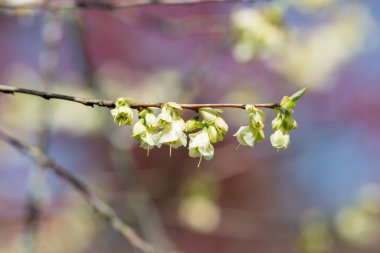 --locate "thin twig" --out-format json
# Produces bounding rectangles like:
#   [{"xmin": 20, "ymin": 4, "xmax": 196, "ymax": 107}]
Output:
[
  {"xmin": 0, "ymin": 84, "xmax": 280, "ymax": 110},
  {"xmin": 0, "ymin": 0, "xmax": 259, "ymax": 11},
  {"xmin": 0, "ymin": 127, "xmax": 157, "ymax": 253}
]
